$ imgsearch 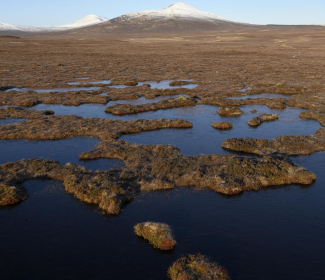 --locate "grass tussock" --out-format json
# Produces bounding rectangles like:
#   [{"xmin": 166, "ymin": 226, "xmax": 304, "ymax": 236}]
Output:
[{"xmin": 168, "ymin": 254, "xmax": 231, "ymax": 280}]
